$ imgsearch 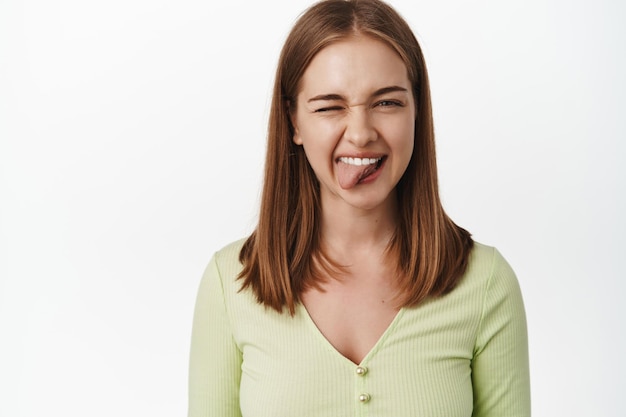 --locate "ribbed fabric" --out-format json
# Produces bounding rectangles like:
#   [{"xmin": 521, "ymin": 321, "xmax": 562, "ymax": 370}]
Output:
[{"xmin": 188, "ymin": 240, "xmax": 530, "ymax": 417}]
